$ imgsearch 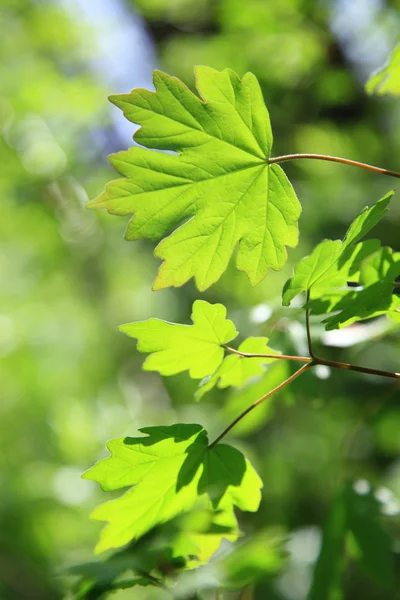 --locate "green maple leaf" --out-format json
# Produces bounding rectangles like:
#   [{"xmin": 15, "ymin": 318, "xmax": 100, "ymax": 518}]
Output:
[
  {"xmin": 83, "ymin": 424, "xmax": 262, "ymax": 553},
  {"xmin": 366, "ymin": 44, "xmax": 400, "ymax": 96},
  {"xmin": 88, "ymin": 67, "xmax": 301, "ymax": 290},
  {"xmin": 282, "ymin": 192, "xmax": 393, "ymax": 306},
  {"xmin": 321, "ymin": 247, "xmax": 400, "ymax": 329},
  {"xmin": 119, "ymin": 300, "xmax": 238, "ymax": 378},
  {"xmin": 195, "ymin": 336, "xmax": 280, "ymax": 400}
]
